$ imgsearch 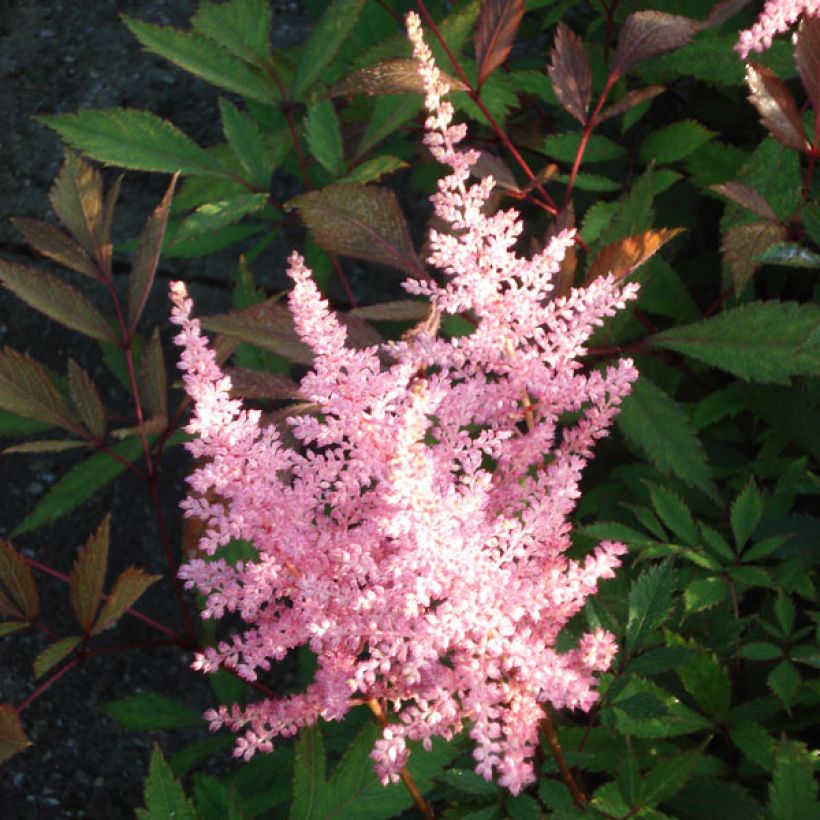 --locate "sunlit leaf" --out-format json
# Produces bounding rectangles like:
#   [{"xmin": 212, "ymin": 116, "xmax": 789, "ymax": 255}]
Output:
[
  {"xmin": 305, "ymin": 101, "xmax": 344, "ymax": 177},
  {"xmin": 331, "ymin": 59, "xmax": 467, "ymax": 98},
  {"xmin": 190, "ymin": 0, "xmax": 272, "ymax": 64},
  {"xmin": 218, "ymin": 98, "xmax": 271, "ymax": 188},
  {"xmin": 33, "ymin": 635, "xmax": 82, "ymax": 680},
  {"xmin": 756, "ymin": 242, "xmax": 820, "ymax": 269},
  {"xmin": 69, "ymin": 515, "xmax": 110, "ymax": 632},
  {"xmin": 475, "ymin": 0, "xmax": 525, "ymax": 88},
  {"xmin": 612, "ymin": 11, "xmax": 698, "ymax": 76},
  {"xmin": 746, "ymin": 63, "xmax": 810, "ymax": 153},
  {"xmin": 2, "ymin": 440, "xmax": 86, "ymax": 455},
  {"xmin": 10, "ymin": 218, "xmax": 98, "ymax": 280},
  {"xmin": 548, "ymin": 23, "xmax": 591, "ymax": 125},
  {"xmin": 67, "ymin": 360, "xmax": 106, "ymax": 440},
  {"xmin": 0, "ymin": 703, "xmax": 31, "ymax": 765},
  {"xmin": 0, "ymin": 540, "xmax": 39, "ymax": 620},
  {"xmin": 173, "ymin": 193, "xmax": 269, "ymax": 245},
  {"xmin": 93, "ymin": 566, "xmax": 161, "ymax": 635},
  {"xmin": 47, "ymin": 151, "xmax": 103, "ymax": 260},
  {"xmin": 585, "ymin": 228, "xmax": 684, "ymax": 284}
]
